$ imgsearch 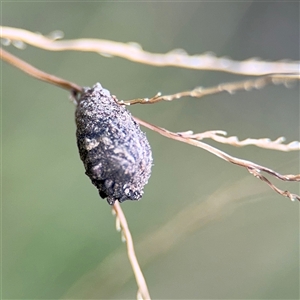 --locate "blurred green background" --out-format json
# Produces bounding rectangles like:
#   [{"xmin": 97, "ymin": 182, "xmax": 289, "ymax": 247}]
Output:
[{"xmin": 2, "ymin": 1, "xmax": 299, "ymax": 299}]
